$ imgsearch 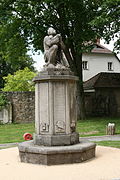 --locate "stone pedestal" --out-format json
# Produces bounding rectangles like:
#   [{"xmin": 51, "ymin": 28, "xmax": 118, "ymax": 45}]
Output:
[
  {"xmin": 33, "ymin": 68, "xmax": 79, "ymax": 146},
  {"xmin": 19, "ymin": 140, "xmax": 96, "ymax": 165},
  {"xmin": 18, "ymin": 67, "xmax": 96, "ymax": 165}
]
